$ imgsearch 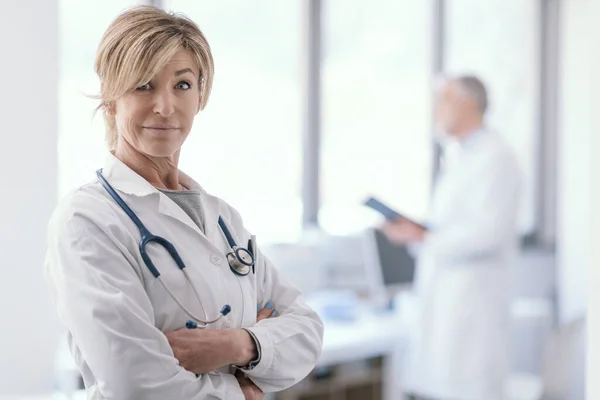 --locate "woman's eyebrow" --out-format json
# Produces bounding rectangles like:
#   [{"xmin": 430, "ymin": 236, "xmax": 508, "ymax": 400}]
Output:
[{"xmin": 174, "ymin": 68, "xmax": 195, "ymax": 77}]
